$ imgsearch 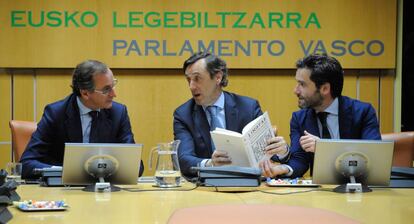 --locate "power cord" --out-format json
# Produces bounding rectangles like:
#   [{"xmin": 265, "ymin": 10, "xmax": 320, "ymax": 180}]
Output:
[
  {"xmin": 121, "ymin": 184, "xmax": 200, "ymax": 192},
  {"xmin": 258, "ymin": 188, "xmax": 334, "ymax": 195}
]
